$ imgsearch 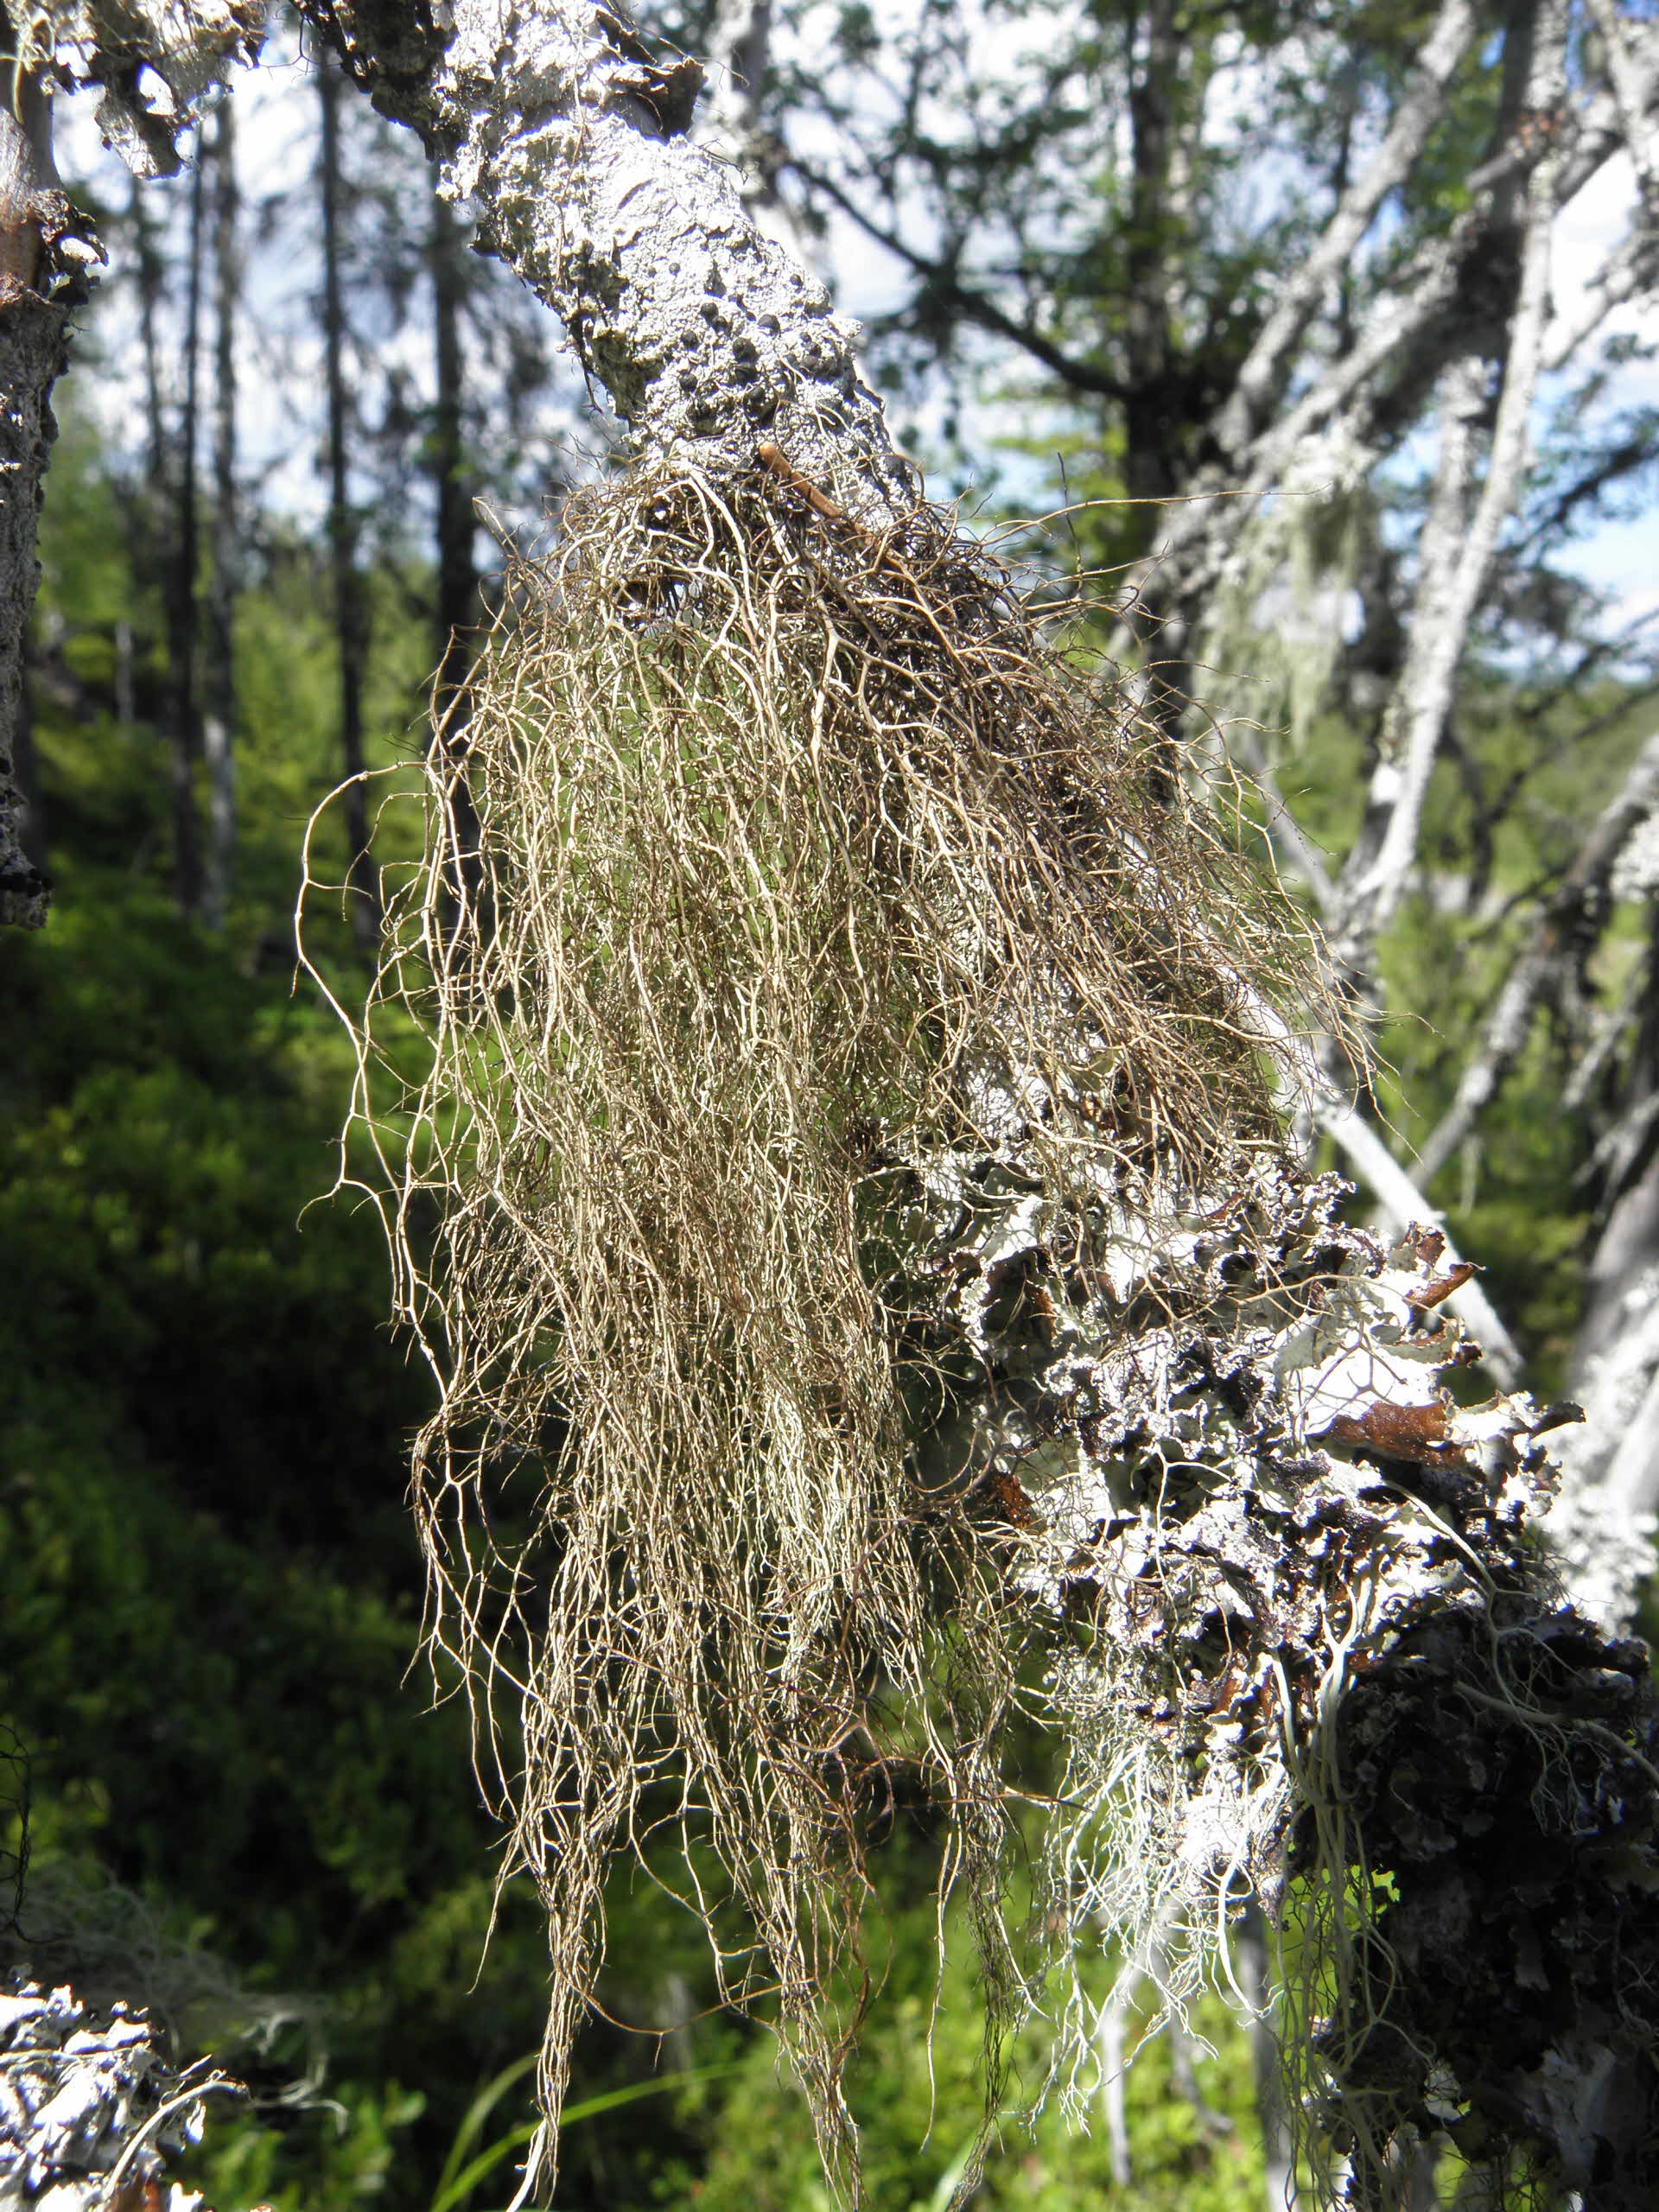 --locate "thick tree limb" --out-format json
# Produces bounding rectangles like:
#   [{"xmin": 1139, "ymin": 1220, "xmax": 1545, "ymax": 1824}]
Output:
[{"xmin": 298, "ymin": 0, "xmax": 911, "ymax": 512}]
